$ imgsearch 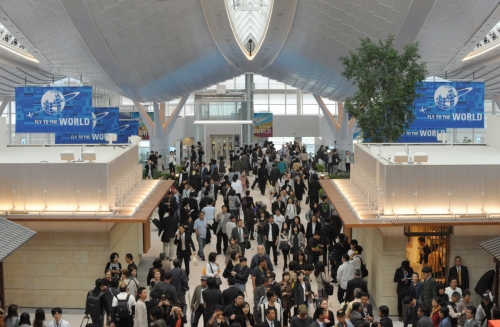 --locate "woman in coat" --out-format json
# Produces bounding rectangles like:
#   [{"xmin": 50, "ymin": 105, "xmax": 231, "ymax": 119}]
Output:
[
  {"xmin": 203, "ymin": 277, "xmax": 224, "ymax": 325},
  {"xmin": 294, "ymin": 176, "xmax": 307, "ymax": 207},
  {"xmin": 293, "ymin": 271, "xmax": 314, "ymax": 314}
]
